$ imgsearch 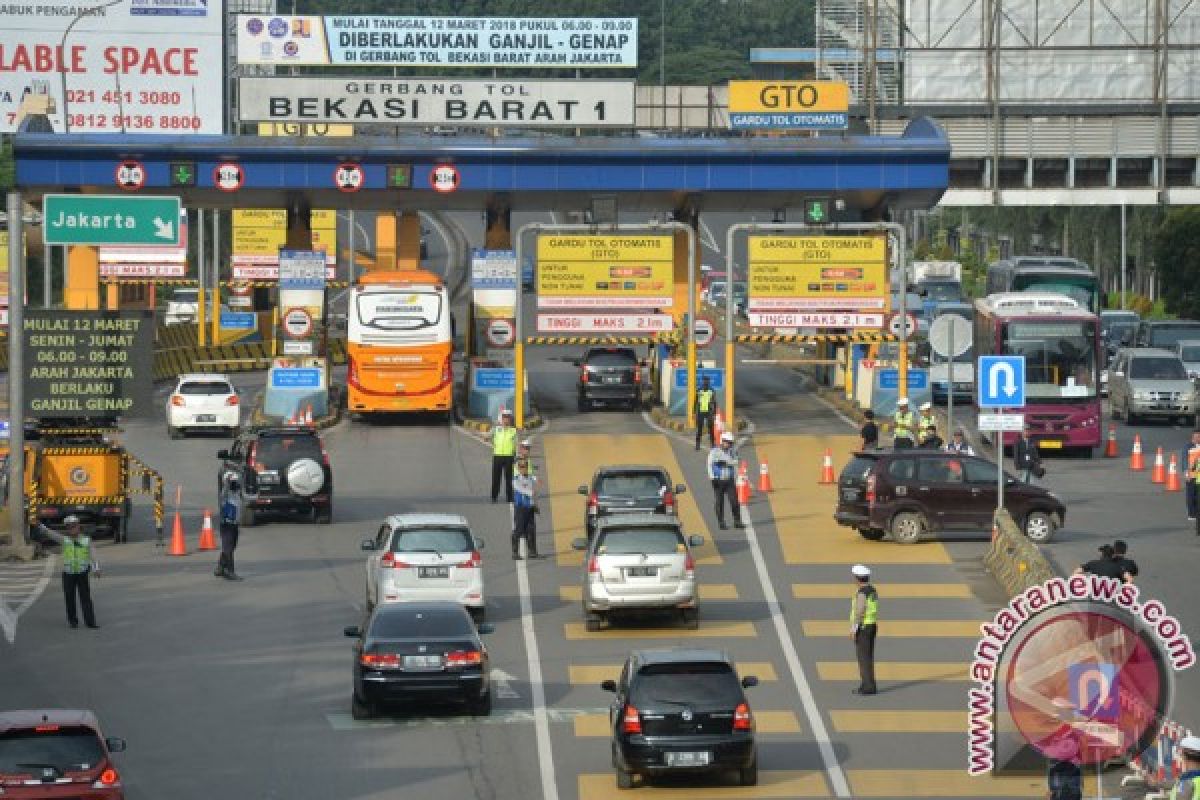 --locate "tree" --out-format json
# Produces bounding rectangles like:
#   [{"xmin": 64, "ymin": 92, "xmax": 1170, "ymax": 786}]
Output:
[{"xmin": 1152, "ymin": 207, "xmax": 1200, "ymax": 319}]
